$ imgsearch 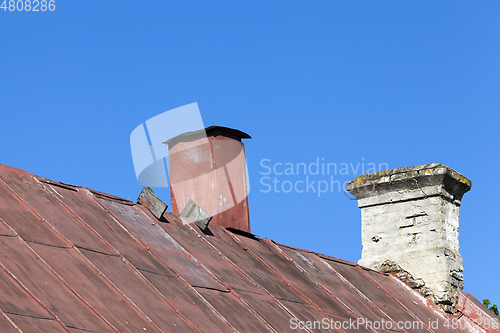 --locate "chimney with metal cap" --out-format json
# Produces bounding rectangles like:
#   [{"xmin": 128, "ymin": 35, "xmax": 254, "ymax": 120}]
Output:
[
  {"xmin": 346, "ymin": 163, "xmax": 471, "ymax": 313},
  {"xmin": 165, "ymin": 126, "xmax": 251, "ymax": 232}
]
